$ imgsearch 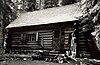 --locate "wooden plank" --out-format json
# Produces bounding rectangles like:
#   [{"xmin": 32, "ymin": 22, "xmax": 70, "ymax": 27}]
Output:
[
  {"xmin": 39, "ymin": 37, "xmax": 53, "ymax": 39},
  {"xmin": 44, "ymin": 46, "xmax": 52, "ymax": 48},
  {"xmin": 12, "ymin": 39, "xmax": 21, "ymax": 42},
  {"xmin": 12, "ymin": 42, "xmax": 20, "ymax": 45},
  {"xmin": 39, "ymin": 35, "xmax": 53, "ymax": 37},
  {"xmin": 39, "ymin": 32, "xmax": 53, "ymax": 35},
  {"xmin": 11, "ymin": 43, "xmax": 39, "ymax": 45},
  {"xmin": 64, "ymin": 42, "xmax": 68, "ymax": 44},
  {"xmin": 44, "ymin": 47, "xmax": 53, "ymax": 49},
  {"xmin": 12, "ymin": 40, "xmax": 21, "ymax": 42},
  {"xmin": 64, "ymin": 46, "xmax": 70, "ymax": 48},
  {"xmin": 64, "ymin": 39, "xmax": 68, "ymax": 42},
  {"xmin": 12, "ymin": 37, "xmax": 21, "ymax": 39},
  {"xmin": 11, "ymin": 49, "xmax": 39, "ymax": 52},
  {"xmin": 43, "ymin": 45, "xmax": 52, "ymax": 47},
  {"xmin": 12, "ymin": 43, "xmax": 40, "ymax": 45},
  {"xmin": 64, "ymin": 44, "xmax": 70, "ymax": 46},
  {"xmin": 12, "ymin": 34, "xmax": 21, "ymax": 36},
  {"xmin": 78, "ymin": 40, "xmax": 86, "ymax": 42},
  {"xmin": 39, "ymin": 31, "xmax": 53, "ymax": 33},
  {"xmin": 43, "ymin": 41, "xmax": 52, "ymax": 44},
  {"xmin": 12, "ymin": 38, "xmax": 21, "ymax": 40},
  {"xmin": 79, "ymin": 45, "xmax": 86, "ymax": 48},
  {"xmin": 43, "ymin": 40, "xmax": 52, "ymax": 42},
  {"xmin": 42, "ymin": 37, "xmax": 52, "ymax": 39},
  {"xmin": 12, "ymin": 31, "xmax": 24, "ymax": 34},
  {"xmin": 38, "ymin": 40, "xmax": 52, "ymax": 42},
  {"xmin": 64, "ymin": 31, "xmax": 73, "ymax": 33},
  {"xmin": 12, "ymin": 37, "xmax": 21, "ymax": 38},
  {"xmin": 65, "ymin": 36, "xmax": 69, "ymax": 39},
  {"xmin": 65, "ymin": 28, "xmax": 74, "ymax": 31},
  {"xmin": 79, "ymin": 42, "xmax": 86, "ymax": 45},
  {"xmin": 79, "ymin": 48, "xmax": 87, "ymax": 51},
  {"xmin": 11, "ymin": 45, "xmax": 39, "ymax": 47},
  {"xmin": 65, "ymin": 35, "xmax": 69, "ymax": 37},
  {"xmin": 43, "ymin": 43, "xmax": 52, "ymax": 45},
  {"xmin": 79, "ymin": 37, "xmax": 85, "ymax": 40},
  {"xmin": 12, "ymin": 40, "xmax": 20, "ymax": 43},
  {"xmin": 26, "ymin": 42, "xmax": 38, "ymax": 44}
]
